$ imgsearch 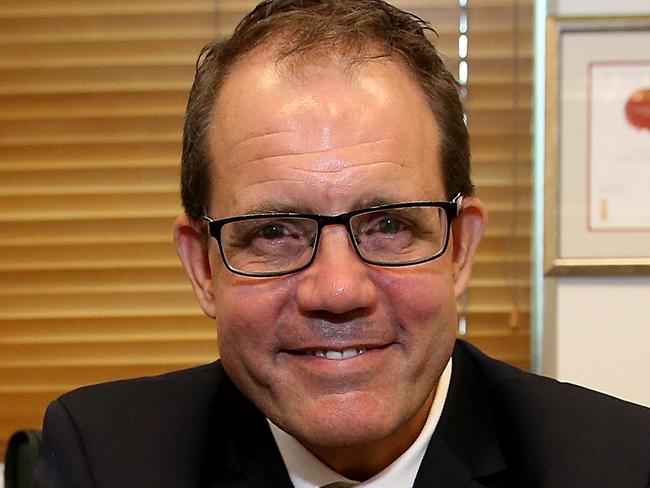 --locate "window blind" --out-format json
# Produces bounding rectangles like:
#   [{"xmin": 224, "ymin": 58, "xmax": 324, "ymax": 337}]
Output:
[{"xmin": 0, "ymin": 0, "xmax": 219, "ymax": 457}]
